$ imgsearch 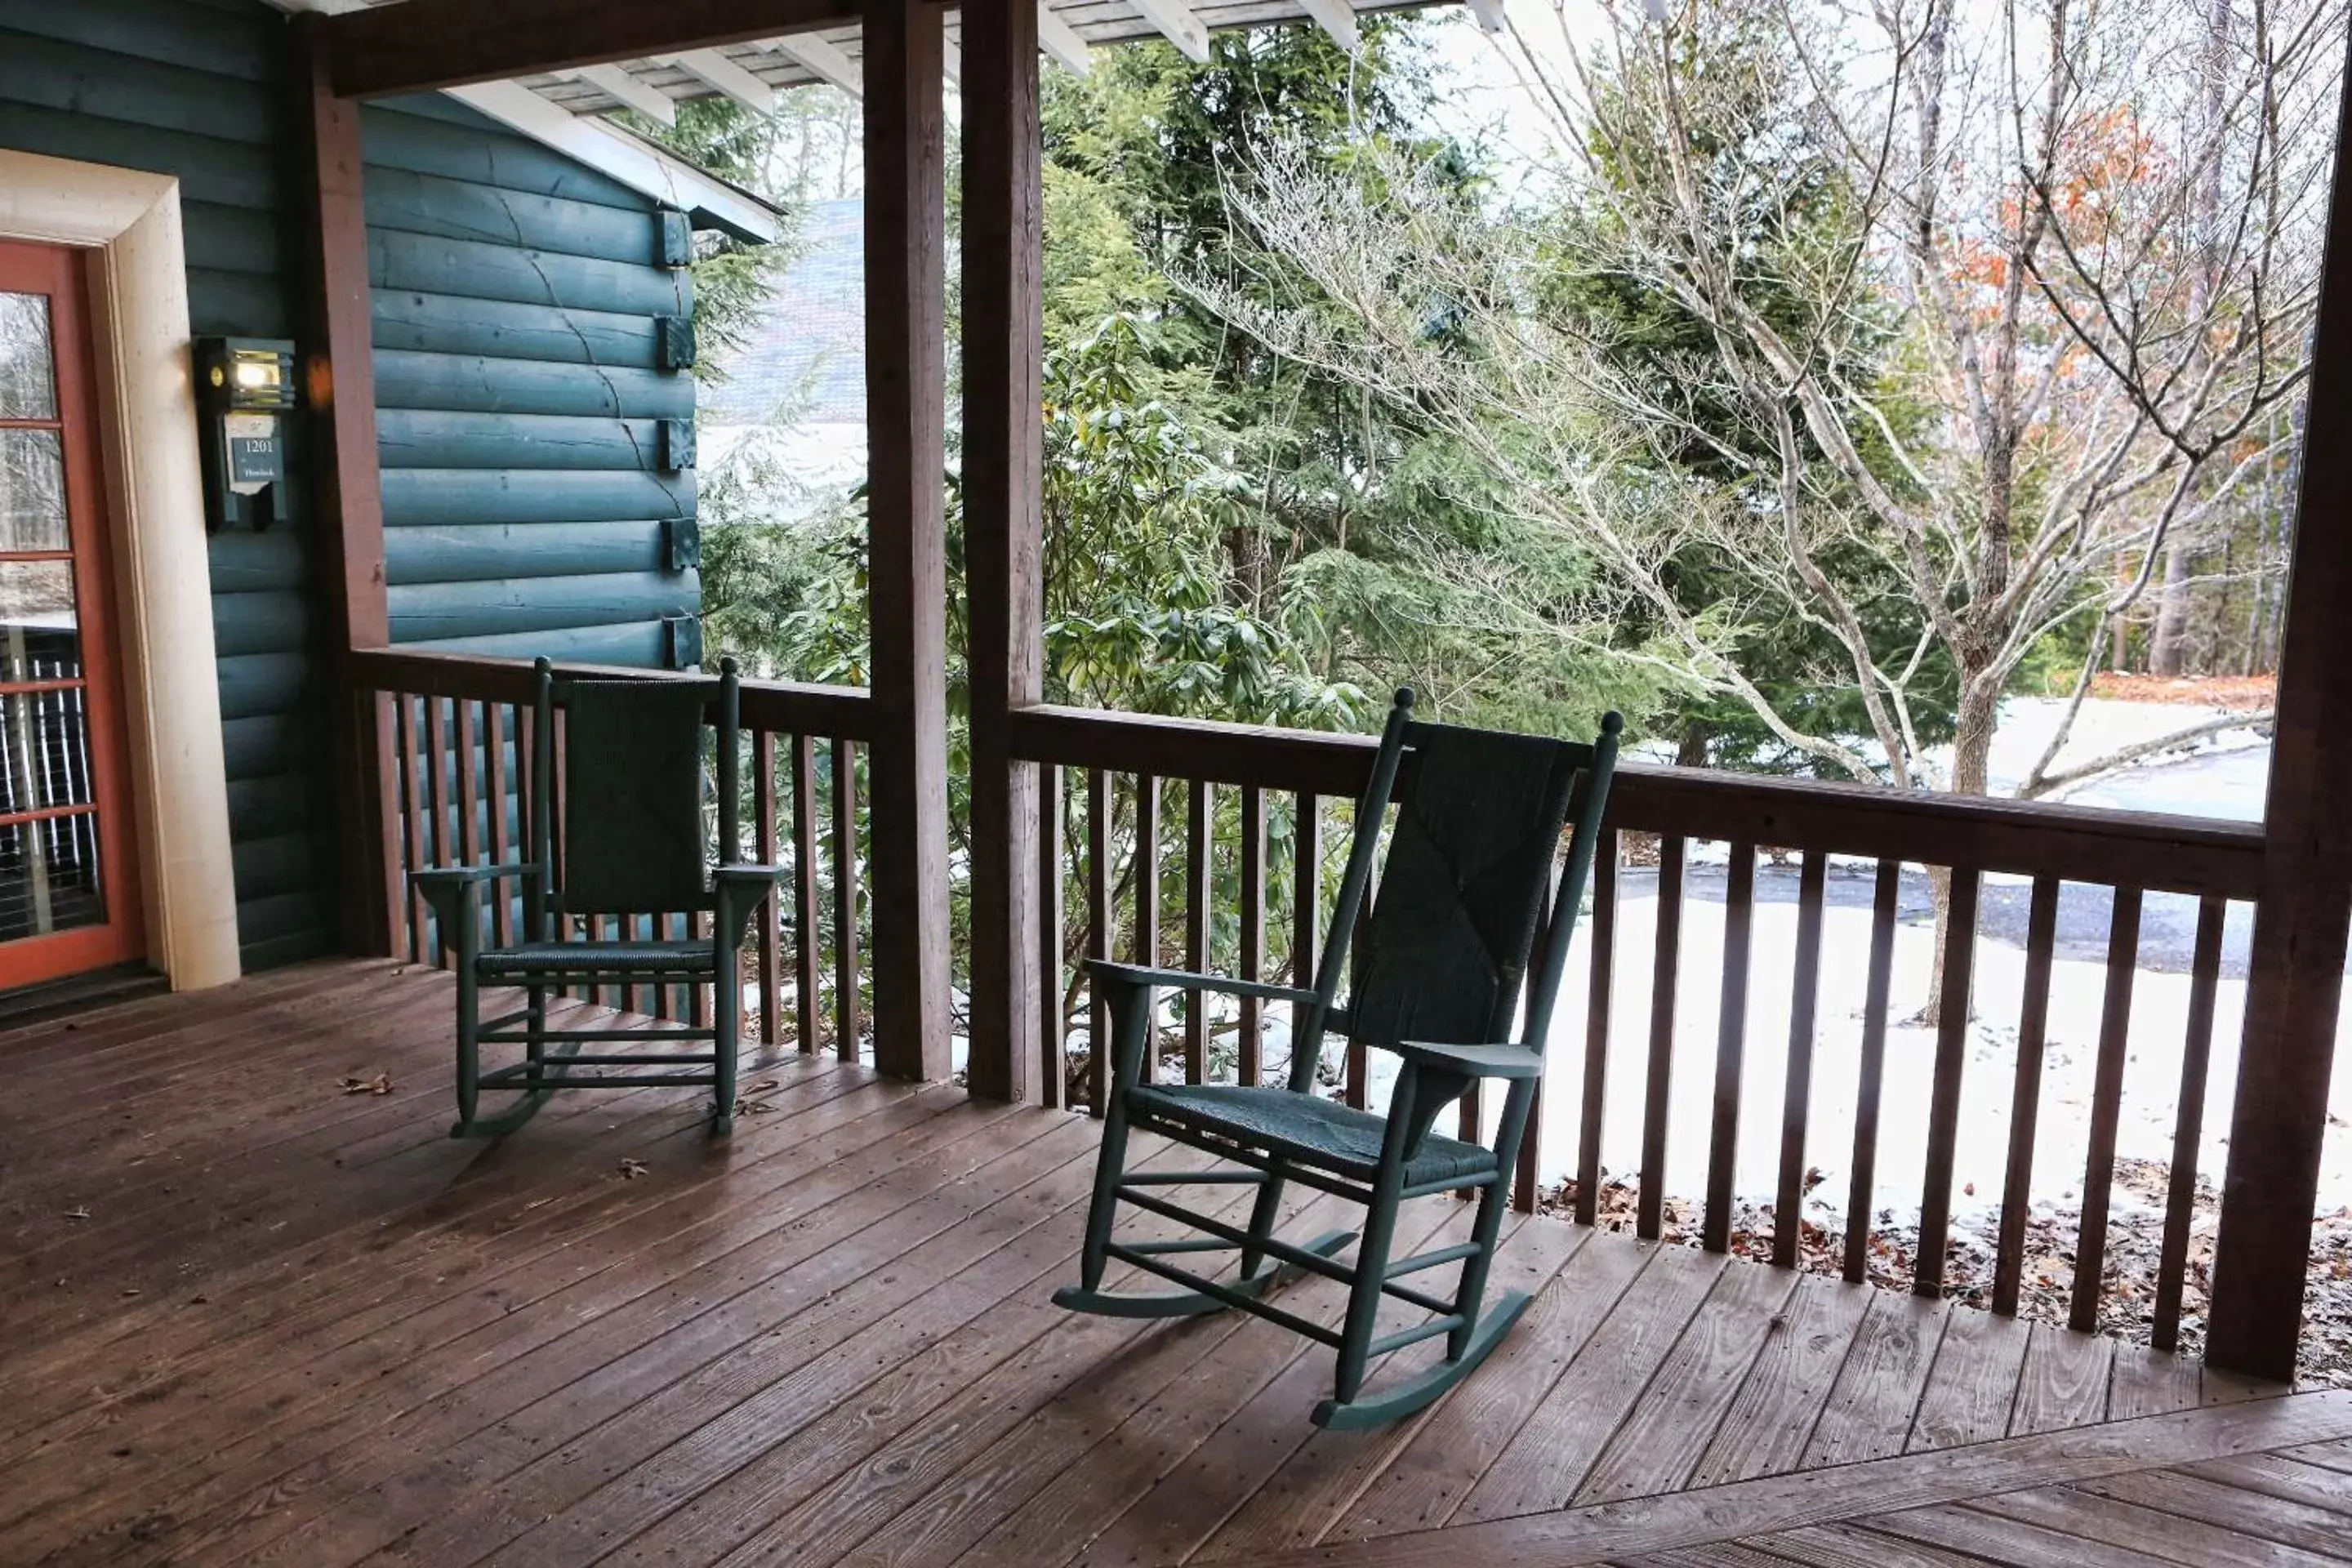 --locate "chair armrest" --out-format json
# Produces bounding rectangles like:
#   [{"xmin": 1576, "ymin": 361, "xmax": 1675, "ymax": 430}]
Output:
[
  {"xmin": 1383, "ymin": 1040, "xmax": 1544, "ymax": 1080},
  {"xmin": 1083, "ymin": 960, "xmax": 1318, "ymax": 1009},
  {"xmin": 412, "ymin": 862, "xmax": 540, "ymax": 889},
  {"xmin": 713, "ymin": 865, "xmax": 784, "ymax": 943}
]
